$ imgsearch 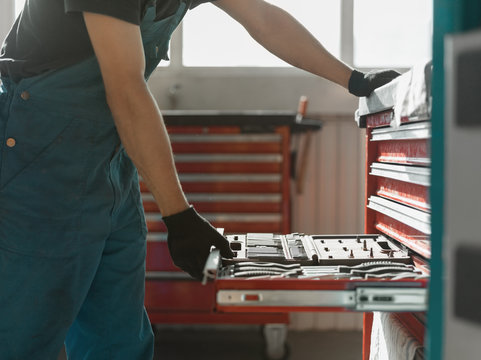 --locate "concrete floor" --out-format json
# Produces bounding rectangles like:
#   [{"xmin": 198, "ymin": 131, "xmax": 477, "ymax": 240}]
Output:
[
  {"xmin": 153, "ymin": 326, "xmax": 362, "ymax": 360},
  {"xmin": 58, "ymin": 326, "xmax": 362, "ymax": 360}
]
